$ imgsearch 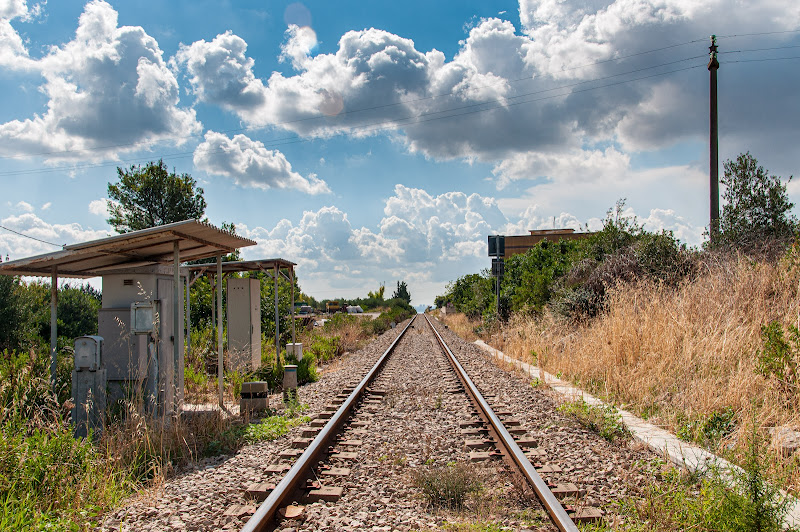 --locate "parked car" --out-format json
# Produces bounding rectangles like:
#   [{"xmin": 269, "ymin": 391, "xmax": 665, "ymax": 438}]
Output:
[{"xmin": 297, "ymin": 305, "xmax": 314, "ymax": 315}]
